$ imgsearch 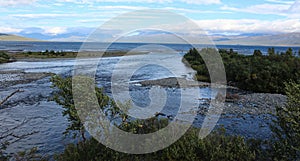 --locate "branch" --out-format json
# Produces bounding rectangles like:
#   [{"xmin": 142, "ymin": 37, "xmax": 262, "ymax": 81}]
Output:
[
  {"xmin": 0, "ymin": 89, "xmax": 24, "ymax": 106},
  {"xmin": 0, "ymin": 116, "xmax": 47, "ymax": 141}
]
